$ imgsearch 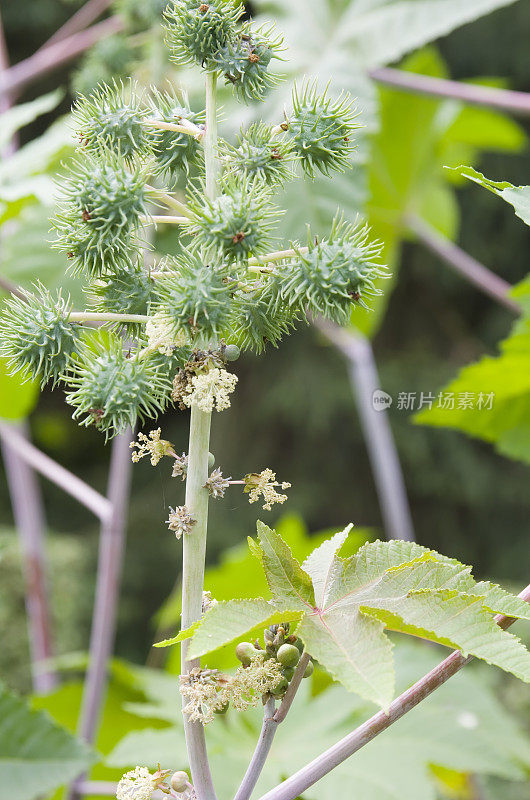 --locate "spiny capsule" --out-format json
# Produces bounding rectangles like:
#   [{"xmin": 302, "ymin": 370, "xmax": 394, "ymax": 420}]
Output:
[
  {"xmin": 187, "ymin": 174, "xmax": 281, "ymax": 264},
  {"xmin": 213, "ymin": 23, "xmax": 284, "ymax": 102},
  {"xmin": 0, "ymin": 284, "xmax": 80, "ymax": 388},
  {"xmin": 164, "ymin": 0, "xmax": 243, "ymax": 69},
  {"xmin": 288, "ymin": 82, "xmax": 361, "ymax": 177}
]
